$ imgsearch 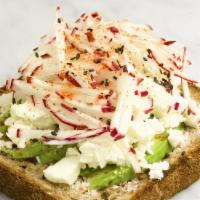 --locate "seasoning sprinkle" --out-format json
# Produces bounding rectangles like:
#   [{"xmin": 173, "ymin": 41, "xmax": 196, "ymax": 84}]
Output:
[
  {"xmin": 70, "ymin": 53, "xmax": 80, "ymax": 61},
  {"xmin": 115, "ymin": 45, "xmax": 124, "ymax": 54},
  {"xmin": 57, "ymin": 18, "xmax": 62, "ymax": 23},
  {"xmin": 33, "ymin": 47, "xmax": 38, "ymax": 51},
  {"xmin": 35, "ymin": 52, "xmax": 39, "ymax": 58},
  {"xmin": 93, "ymin": 58, "xmax": 101, "ymax": 64}
]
